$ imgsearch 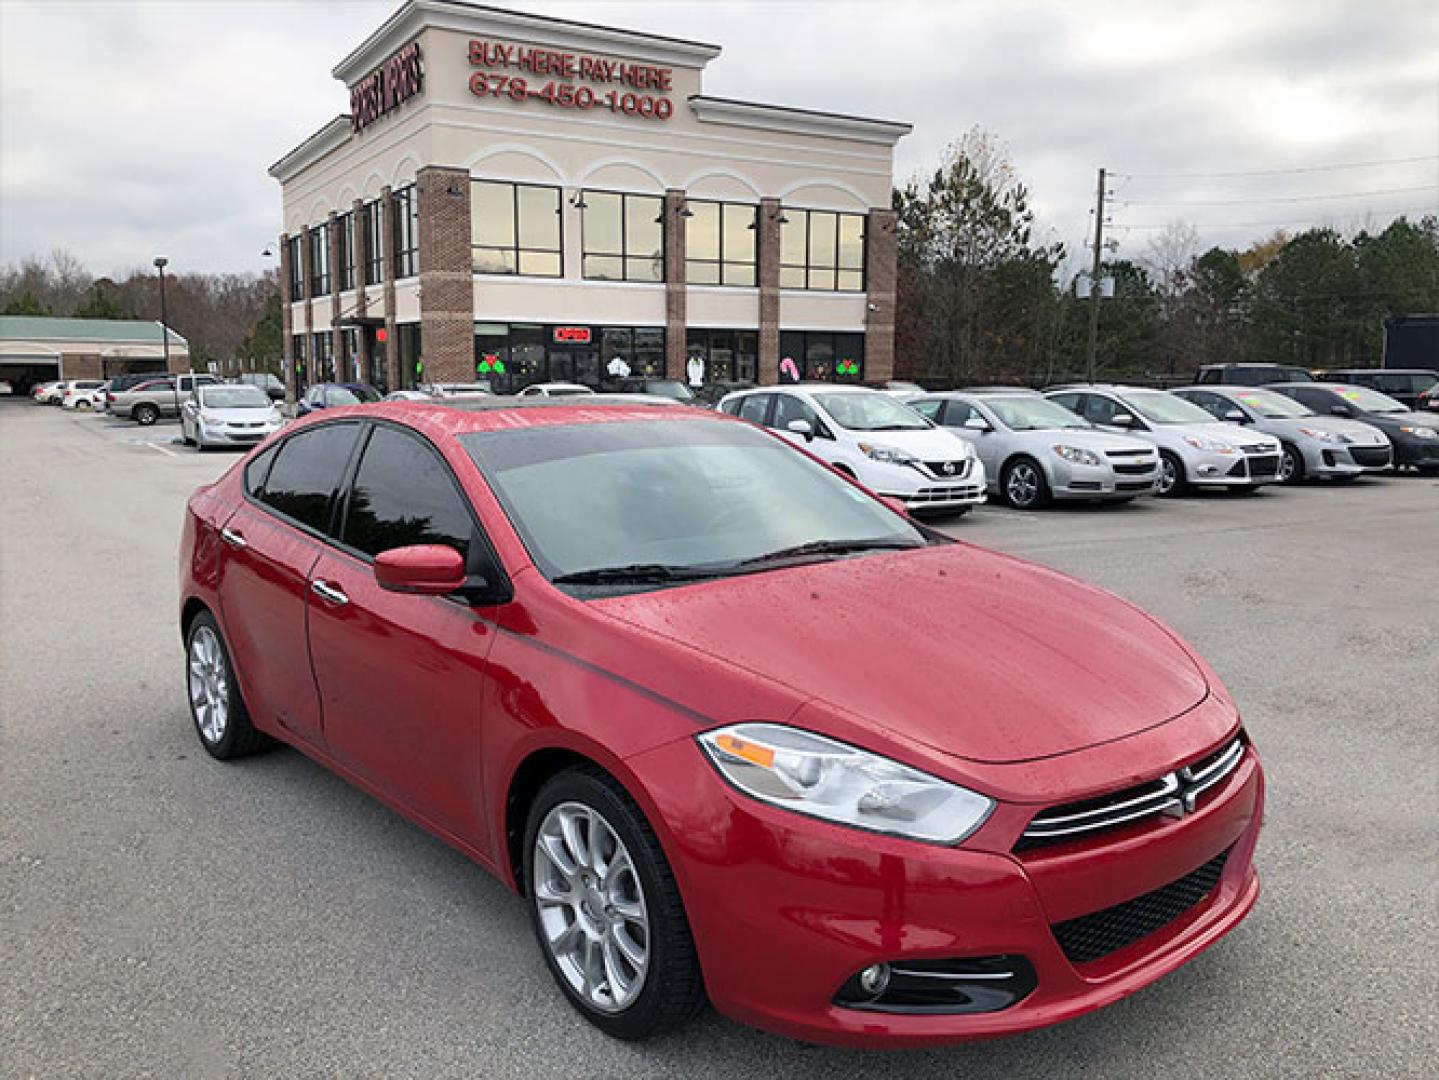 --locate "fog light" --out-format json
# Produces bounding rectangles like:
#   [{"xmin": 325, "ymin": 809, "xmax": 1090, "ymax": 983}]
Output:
[{"xmin": 858, "ymin": 963, "xmax": 891, "ymax": 998}]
